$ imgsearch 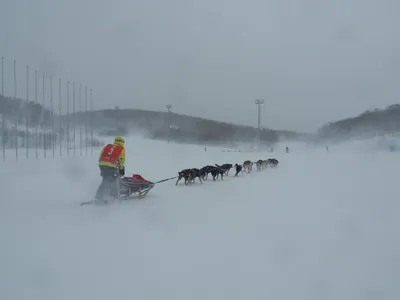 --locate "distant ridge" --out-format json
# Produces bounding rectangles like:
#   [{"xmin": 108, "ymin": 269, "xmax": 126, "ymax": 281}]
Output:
[
  {"xmin": 0, "ymin": 94, "xmax": 305, "ymax": 146},
  {"xmin": 317, "ymin": 104, "xmax": 400, "ymax": 141}
]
